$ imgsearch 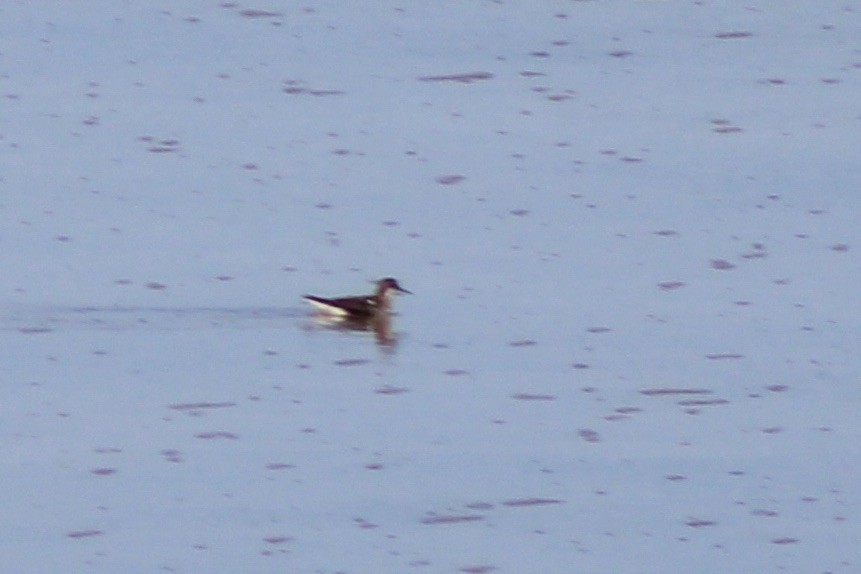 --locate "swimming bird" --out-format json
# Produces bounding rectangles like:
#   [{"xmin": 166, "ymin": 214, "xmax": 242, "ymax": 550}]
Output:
[{"xmin": 303, "ymin": 278, "xmax": 411, "ymax": 318}]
